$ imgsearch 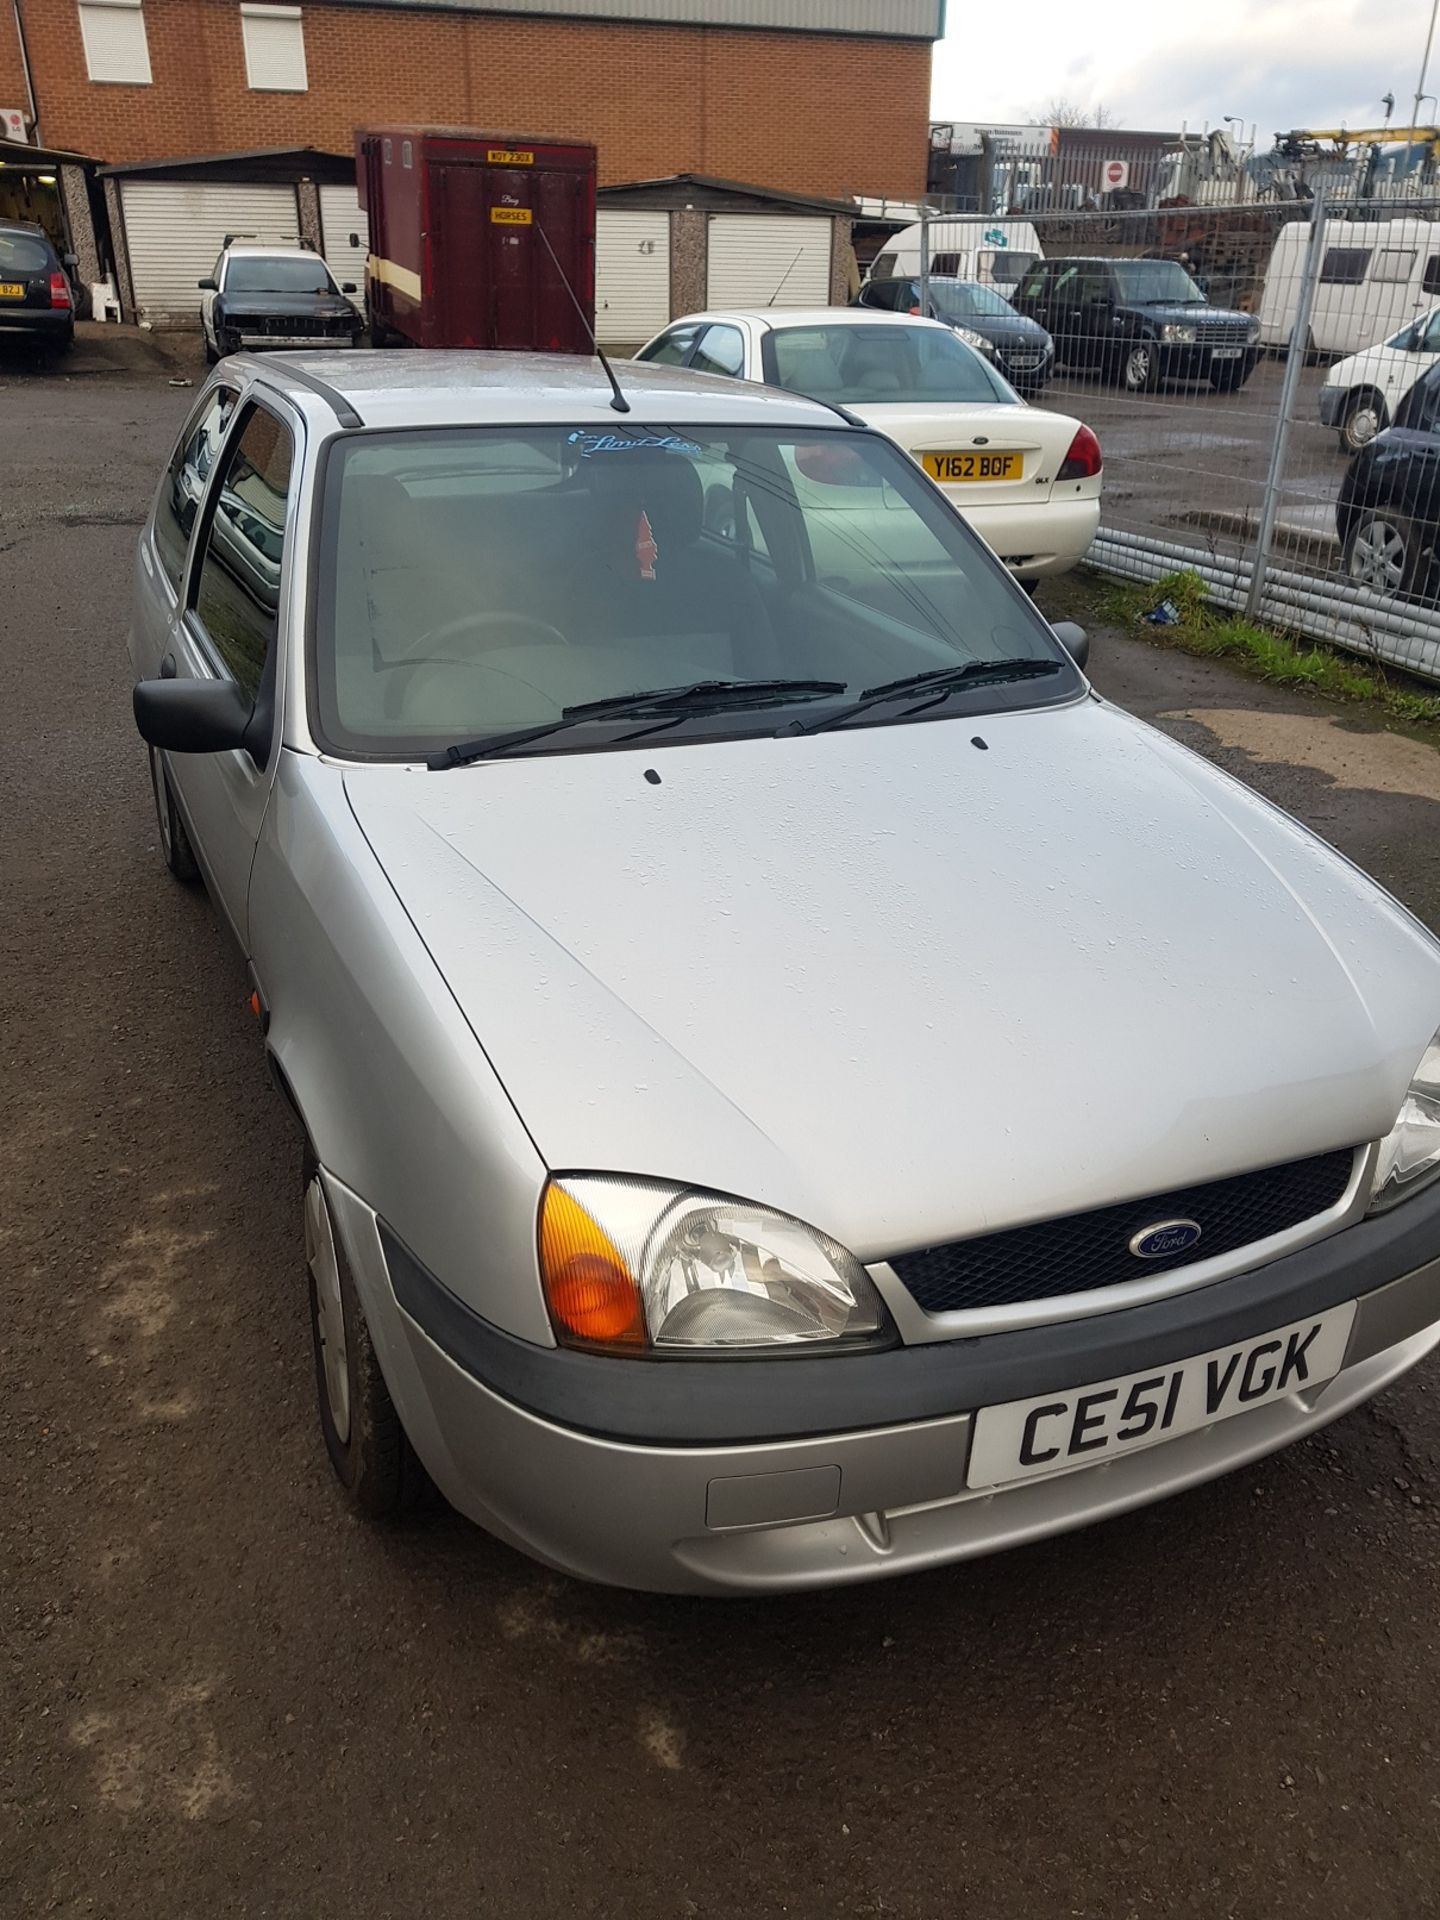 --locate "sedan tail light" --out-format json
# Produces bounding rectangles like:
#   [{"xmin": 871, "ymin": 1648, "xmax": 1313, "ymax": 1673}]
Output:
[
  {"xmin": 49, "ymin": 272, "xmax": 72, "ymax": 310},
  {"xmin": 1058, "ymin": 424, "xmax": 1102, "ymax": 480}
]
